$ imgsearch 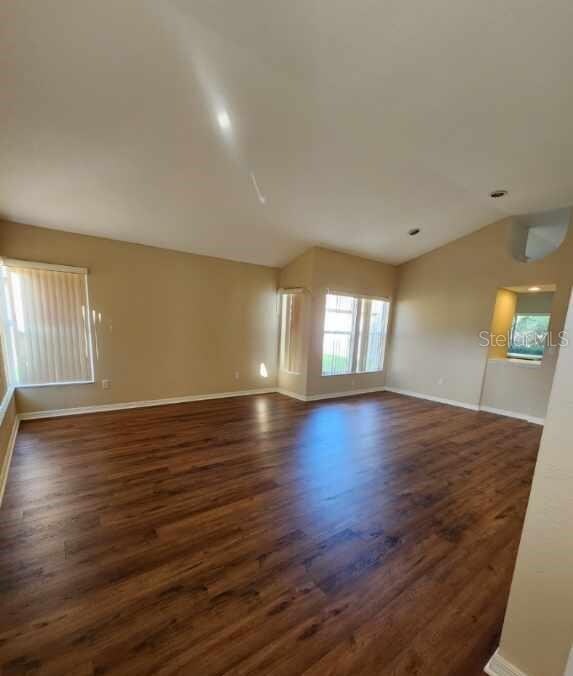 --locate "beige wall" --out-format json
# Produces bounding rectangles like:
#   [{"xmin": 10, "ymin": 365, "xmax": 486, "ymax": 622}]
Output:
[
  {"xmin": 306, "ymin": 248, "xmax": 397, "ymax": 397},
  {"xmin": 278, "ymin": 247, "xmax": 397, "ymax": 398},
  {"xmin": 516, "ymin": 291, "xmax": 554, "ymax": 315},
  {"xmin": 496, "ymin": 291, "xmax": 573, "ymax": 676},
  {"xmin": 0, "ymin": 220, "xmax": 279, "ymax": 414},
  {"xmin": 2, "ymin": 215, "xmax": 570, "ymax": 416},
  {"xmin": 387, "ymin": 217, "xmax": 573, "ymax": 415},
  {"xmin": 481, "ymin": 288, "xmax": 557, "ymax": 420},
  {"xmin": 480, "ymin": 355, "xmax": 558, "ymax": 420},
  {"xmin": 488, "ymin": 288, "xmax": 517, "ymax": 360}
]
